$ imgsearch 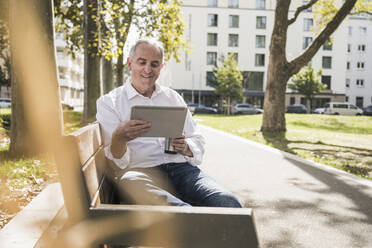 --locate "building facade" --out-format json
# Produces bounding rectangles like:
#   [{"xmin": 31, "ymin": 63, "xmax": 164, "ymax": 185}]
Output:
[
  {"xmin": 163, "ymin": 0, "xmax": 372, "ymax": 109},
  {"xmin": 55, "ymin": 33, "xmax": 84, "ymax": 110}
]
